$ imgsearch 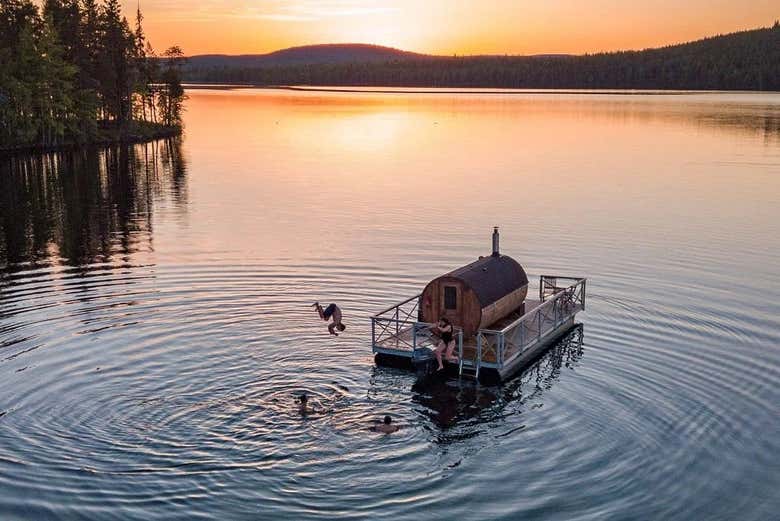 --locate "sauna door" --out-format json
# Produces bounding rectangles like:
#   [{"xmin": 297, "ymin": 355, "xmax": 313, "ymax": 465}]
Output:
[{"xmin": 440, "ymin": 282, "xmax": 462, "ymax": 323}]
